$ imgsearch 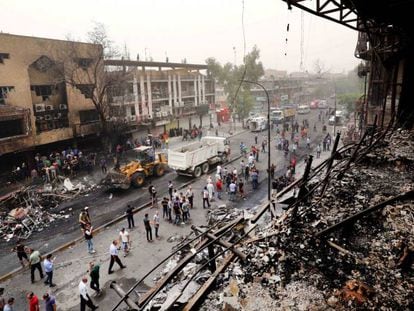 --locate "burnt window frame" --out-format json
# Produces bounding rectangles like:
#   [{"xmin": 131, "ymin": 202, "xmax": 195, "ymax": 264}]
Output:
[
  {"xmin": 0, "ymin": 86, "xmax": 15, "ymax": 105},
  {"xmin": 79, "ymin": 109, "xmax": 100, "ymax": 124},
  {"xmin": 76, "ymin": 84, "xmax": 94, "ymax": 99},
  {"xmin": 0, "ymin": 53, "xmax": 10, "ymax": 64}
]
